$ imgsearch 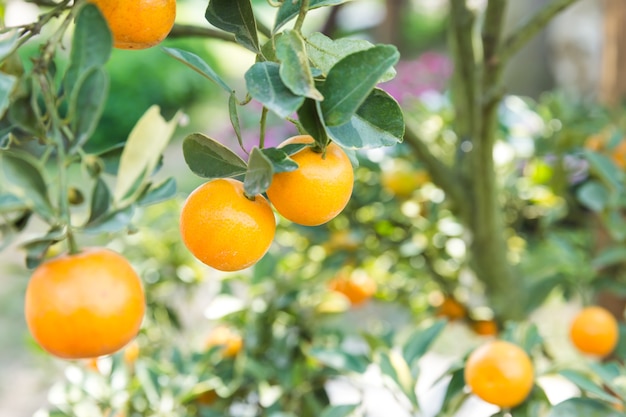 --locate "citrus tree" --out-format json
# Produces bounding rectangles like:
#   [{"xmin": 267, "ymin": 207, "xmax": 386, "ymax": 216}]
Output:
[{"xmin": 1, "ymin": 0, "xmax": 626, "ymax": 416}]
